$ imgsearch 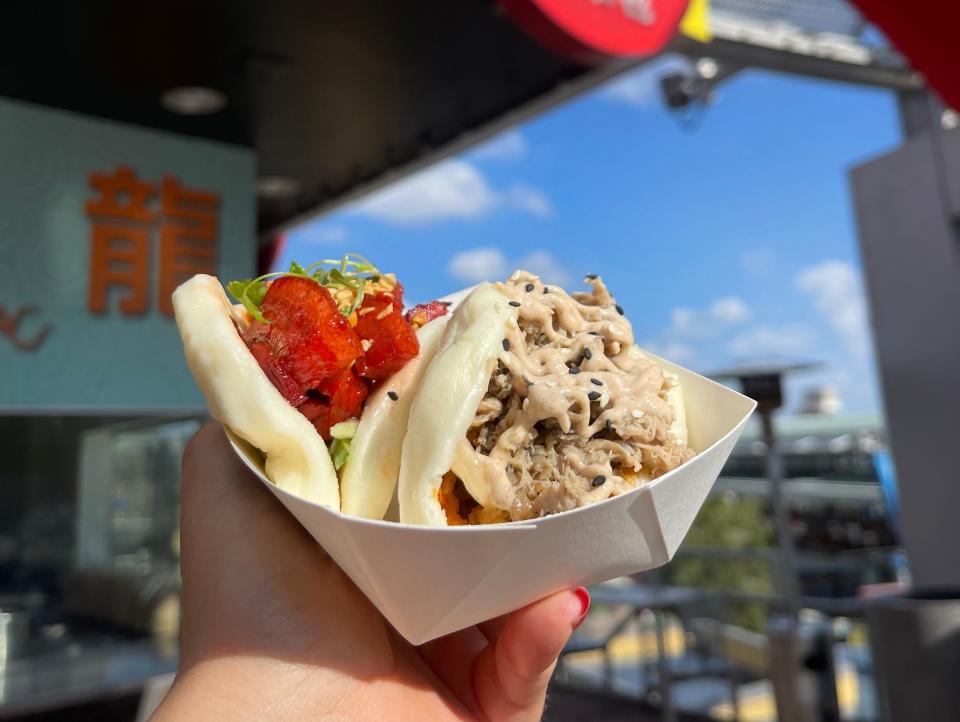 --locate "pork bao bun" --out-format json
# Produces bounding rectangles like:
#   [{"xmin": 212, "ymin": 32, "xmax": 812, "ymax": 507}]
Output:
[
  {"xmin": 399, "ymin": 272, "xmax": 693, "ymax": 526},
  {"xmin": 173, "ymin": 273, "xmax": 448, "ymax": 515}
]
